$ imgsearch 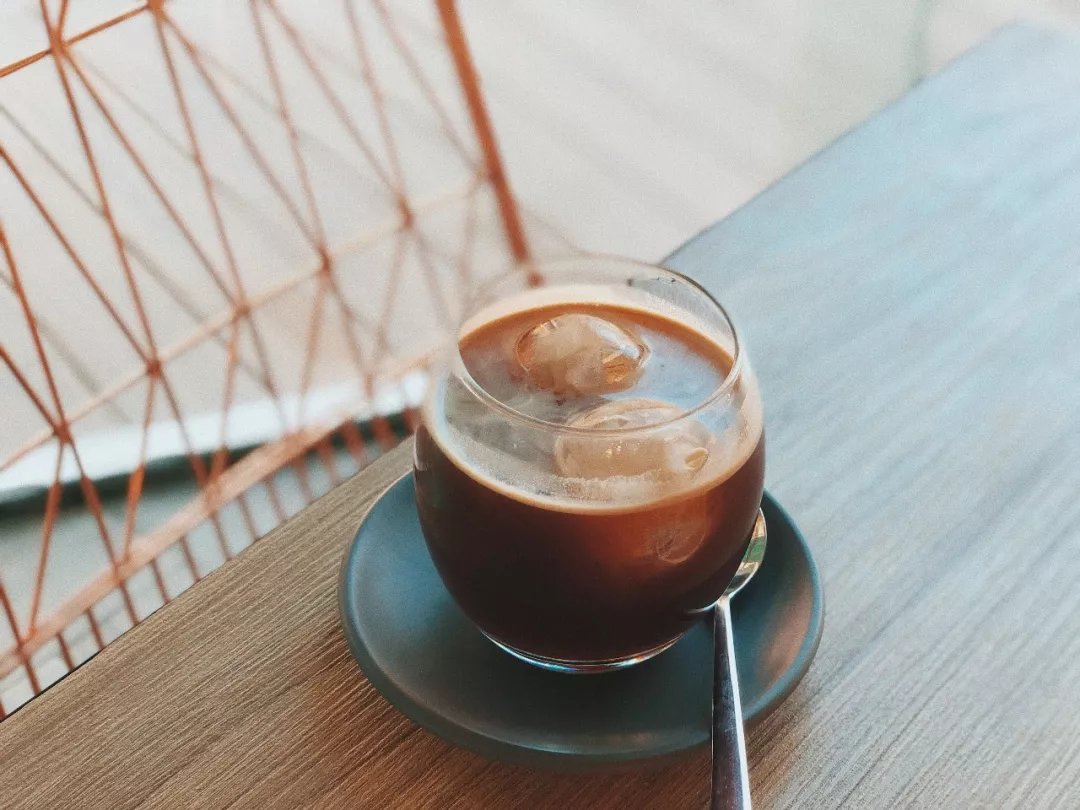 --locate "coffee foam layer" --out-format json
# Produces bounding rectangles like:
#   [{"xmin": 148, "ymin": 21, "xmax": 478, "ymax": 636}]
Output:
[{"xmin": 460, "ymin": 283, "xmax": 729, "ymax": 355}]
